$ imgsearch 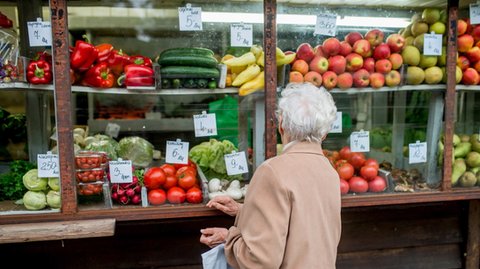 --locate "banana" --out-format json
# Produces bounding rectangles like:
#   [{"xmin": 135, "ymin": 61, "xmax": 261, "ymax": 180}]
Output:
[
  {"xmin": 223, "ymin": 52, "xmax": 256, "ymax": 67},
  {"xmin": 239, "ymin": 71, "xmax": 264, "ymax": 96},
  {"xmin": 250, "ymin": 45, "xmax": 263, "ymax": 58},
  {"xmin": 277, "ymin": 53, "xmax": 296, "ymax": 66},
  {"xmin": 232, "ymin": 64, "xmax": 261, "ymax": 86},
  {"xmin": 256, "ymin": 51, "xmax": 264, "ymax": 67},
  {"xmin": 276, "ymin": 47, "xmax": 286, "ymax": 59}
]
